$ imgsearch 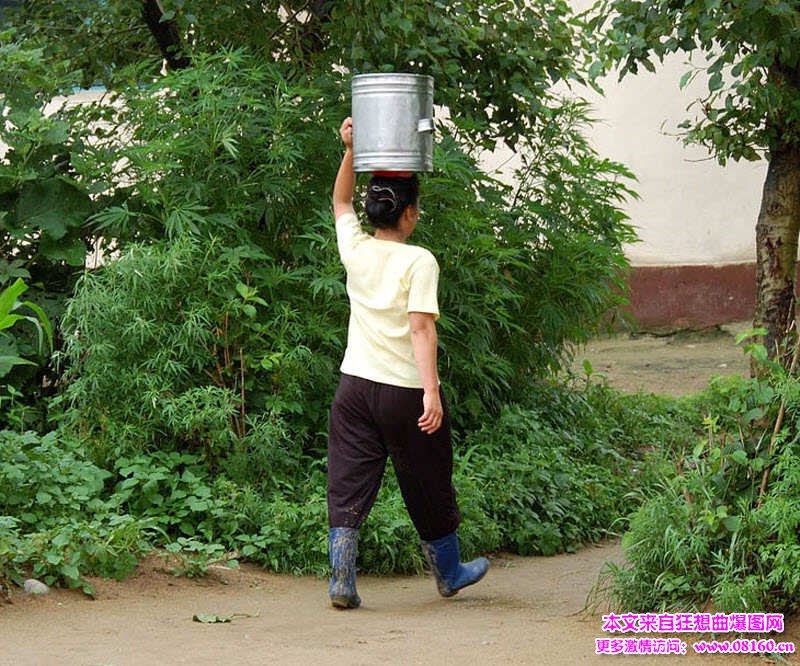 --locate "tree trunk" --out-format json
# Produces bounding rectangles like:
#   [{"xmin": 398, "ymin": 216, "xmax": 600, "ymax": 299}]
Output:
[
  {"xmin": 142, "ymin": 0, "xmax": 190, "ymax": 70},
  {"xmin": 754, "ymin": 141, "xmax": 800, "ymax": 366}
]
